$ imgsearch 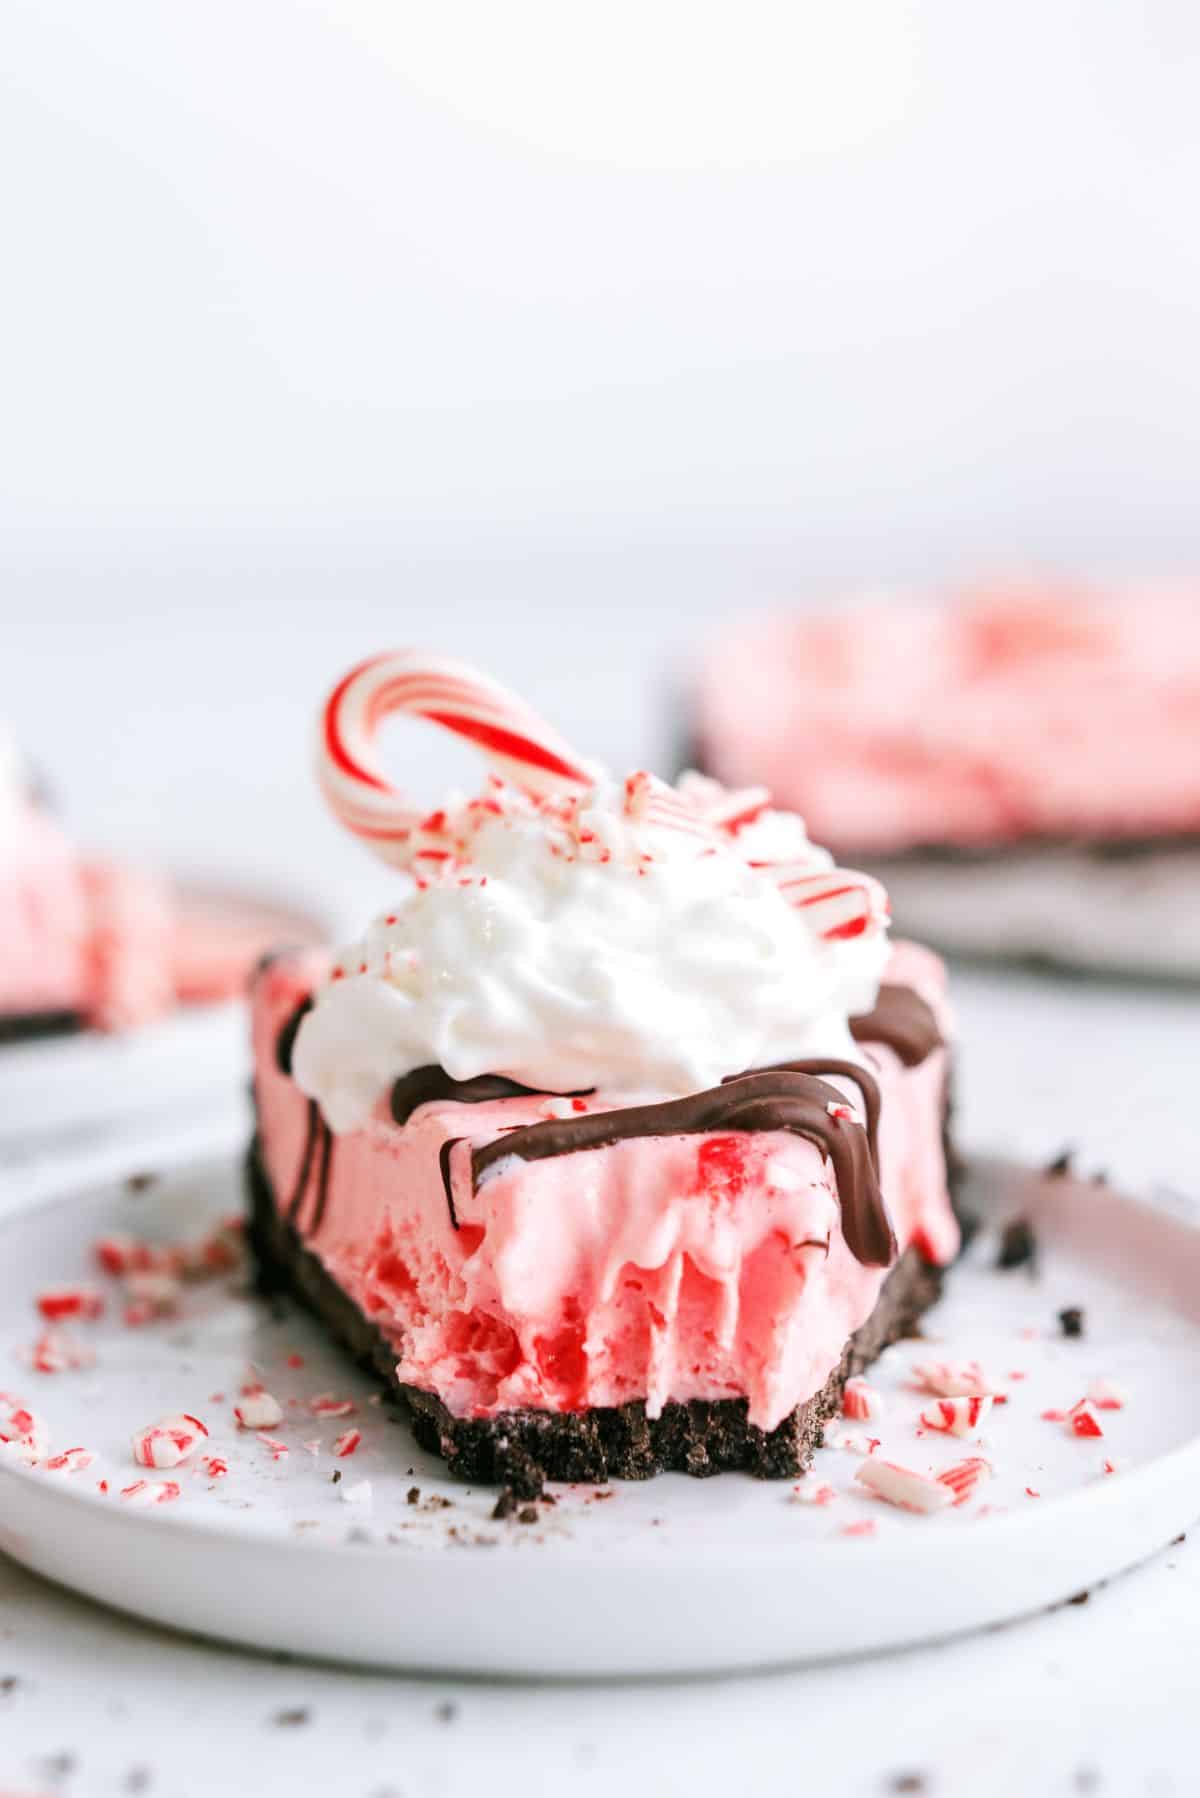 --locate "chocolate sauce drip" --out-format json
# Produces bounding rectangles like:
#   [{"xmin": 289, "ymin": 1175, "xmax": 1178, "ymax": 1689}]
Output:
[
  {"xmin": 286, "ymin": 1100, "xmax": 320, "ymax": 1223},
  {"xmin": 439, "ymin": 1138, "xmax": 464, "ymax": 1228},
  {"xmin": 309, "ymin": 1120, "xmax": 335, "ymax": 1236},
  {"xmin": 275, "ymin": 983, "xmax": 944, "ymax": 1267},
  {"xmin": 471, "ymin": 1070, "xmax": 896, "ymax": 1267},
  {"xmin": 391, "ymin": 1066, "xmax": 559, "ymax": 1127},
  {"xmin": 850, "ymin": 984, "xmax": 942, "ymax": 1068},
  {"xmin": 276, "ymin": 997, "xmax": 314, "ymax": 1075},
  {"xmin": 742, "ymin": 1059, "xmax": 880, "ymax": 1161}
]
